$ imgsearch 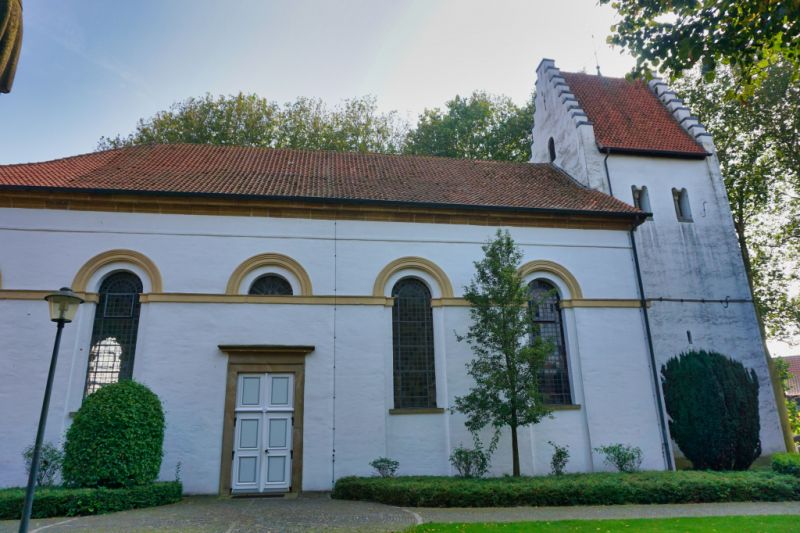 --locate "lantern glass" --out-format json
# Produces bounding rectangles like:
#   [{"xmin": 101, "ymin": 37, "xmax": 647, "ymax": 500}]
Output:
[{"xmin": 44, "ymin": 288, "xmax": 84, "ymax": 322}]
